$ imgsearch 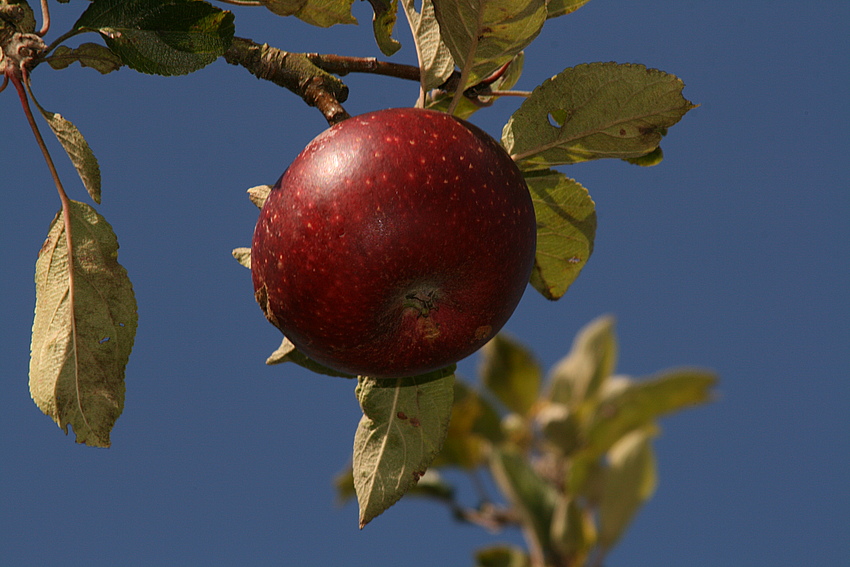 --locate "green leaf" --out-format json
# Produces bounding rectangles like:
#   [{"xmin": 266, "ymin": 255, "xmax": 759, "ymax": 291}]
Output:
[
  {"xmin": 401, "ymin": 0, "xmax": 454, "ymax": 93},
  {"xmin": 30, "ymin": 97, "xmax": 102, "ymax": 204},
  {"xmin": 549, "ymin": 495, "xmax": 597, "ymax": 564},
  {"xmin": 335, "ymin": 465, "xmax": 453, "ymax": 504},
  {"xmin": 547, "ymin": 315, "xmax": 617, "ymax": 406},
  {"xmin": 352, "ymin": 367, "xmax": 455, "ymax": 527},
  {"xmin": 432, "ymin": 0, "xmax": 546, "ymax": 89},
  {"xmin": 262, "ymin": 0, "xmax": 356, "ymax": 27},
  {"xmin": 47, "ymin": 43, "xmax": 123, "ymax": 74},
  {"xmin": 29, "ymin": 201, "xmax": 138, "ymax": 447},
  {"xmin": 490, "ymin": 447, "xmax": 557, "ymax": 556},
  {"xmin": 502, "ymin": 63, "xmax": 697, "ymax": 169},
  {"xmin": 475, "ymin": 545, "xmax": 531, "ymax": 567},
  {"xmin": 1, "ymin": 0, "xmax": 37, "ymax": 33},
  {"xmin": 585, "ymin": 368, "xmax": 717, "ymax": 456},
  {"xmin": 523, "ymin": 169, "xmax": 596, "ymax": 300},
  {"xmin": 231, "ymin": 247, "xmax": 251, "ymax": 269},
  {"xmin": 366, "ymin": 0, "xmax": 401, "ymax": 55},
  {"xmin": 292, "ymin": 0, "xmax": 357, "ymax": 27},
  {"xmin": 536, "ymin": 401, "xmax": 581, "ymax": 455},
  {"xmin": 74, "ymin": 0, "xmax": 236, "ymax": 76},
  {"xmin": 260, "ymin": 0, "xmax": 307, "ymax": 16},
  {"xmin": 479, "ymin": 333, "xmax": 541, "ymax": 416},
  {"xmin": 247, "ymin": 184, "xmax": 272, "ymax": 209},
  {"xmin": 623, "ymin": 145, "xmax": 664, "ymax": 166},
  {"xmin": 425, "ymin": 52, "xmax": 524, "ymax": 120},
  {"xmin": 265, "ymin": 336, "xmax": 355, "ymax": 378},
  {"xmin": 546, "ymin": 0, "xmax": 592, "ymax": 18},
  {"xmin": 598, "ymin": 427, "xmax": 657, "ymax": 550}
]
